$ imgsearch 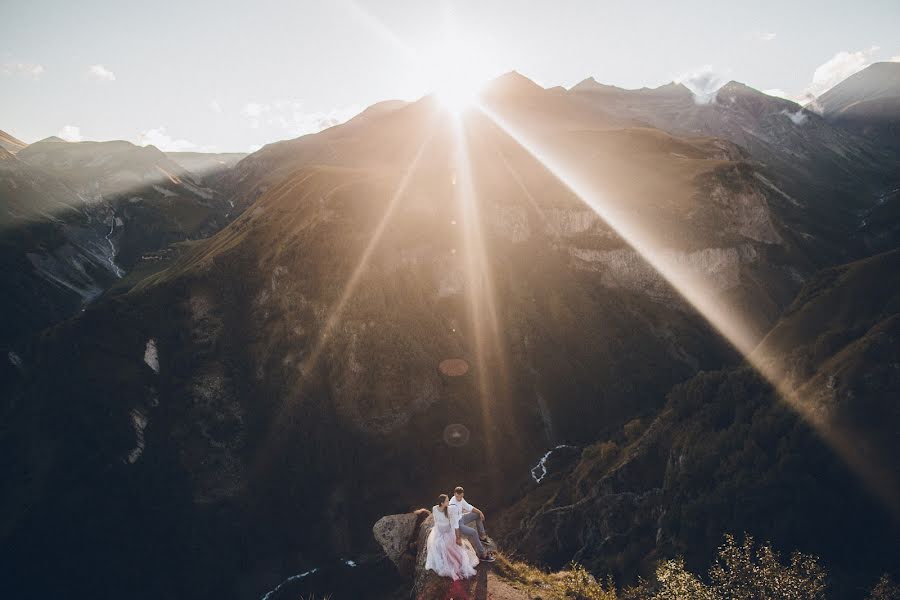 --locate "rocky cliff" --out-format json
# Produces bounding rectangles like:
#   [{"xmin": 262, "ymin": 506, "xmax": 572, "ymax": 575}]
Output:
[{"xmin": 496, "ymin": 249, "xmax": 900, "ymax": 598}]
